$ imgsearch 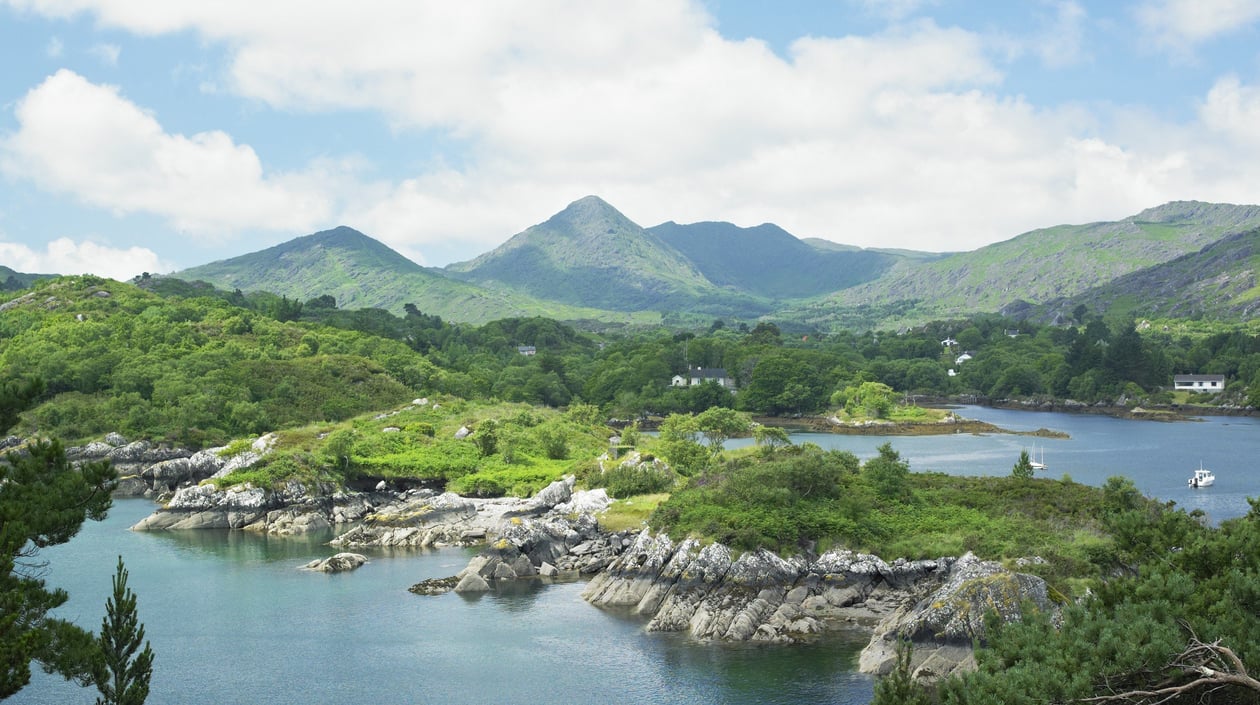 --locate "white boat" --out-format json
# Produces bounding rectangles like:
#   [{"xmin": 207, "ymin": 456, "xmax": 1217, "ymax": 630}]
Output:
[
  {"xmin": 1188, "ymin": 465, "xmax": 1215, "ymax": 488},
  {"xmin": 1029, "ymin": 445, "xmax": 1047, "ymax": 472}
]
